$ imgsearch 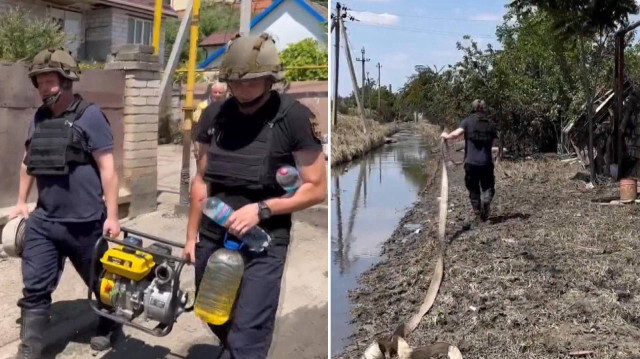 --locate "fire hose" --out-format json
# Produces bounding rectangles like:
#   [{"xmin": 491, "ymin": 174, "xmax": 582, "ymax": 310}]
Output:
[{"xmin": 361, "ymin": 139, "xmax": 463, "ymax": 359}]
